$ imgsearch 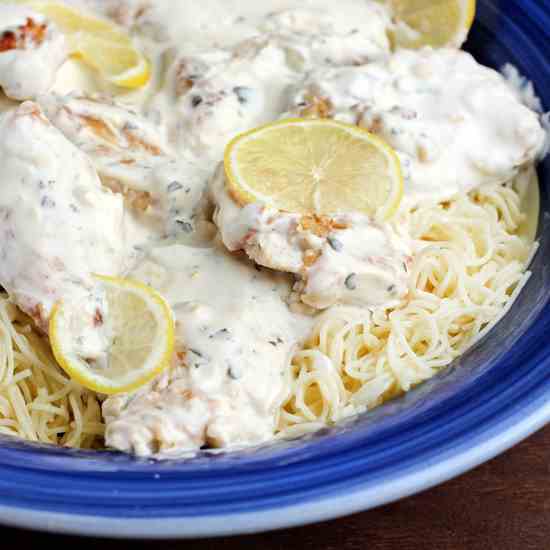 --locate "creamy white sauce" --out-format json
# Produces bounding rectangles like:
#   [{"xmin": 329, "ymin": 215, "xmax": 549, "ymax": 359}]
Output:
[
  {"xmin": 212, "ymin": 166, "xmax": 412, "ymax": 310},
  {"xmin": 0, "ymin": 0, "xmax": 545, "ymax": 457},
  {"xmin": 0, "ymin": 102, "xmax": 127, "ymax": 342},
  {"xmin": 0, "ymin": 6, "xmax": 67, "ymax": 100},
  {"xmin": 104, "ymin": 237, "xmax": 310, "ymax": 456},
  {"xmin": 285, "ymin": 48, "xmax": 546, "ymax": 206},
  {"xmin": 144, "ymin": 1, "xmax": 391, "ymax": 161},
  {"xmin": 127, "ymin": 0, "xmax": 392, "ymax": 53}
]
